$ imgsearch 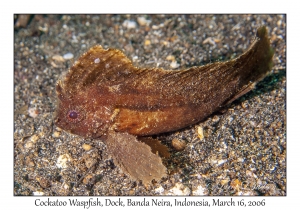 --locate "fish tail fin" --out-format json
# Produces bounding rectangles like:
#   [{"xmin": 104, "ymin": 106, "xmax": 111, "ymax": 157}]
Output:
[
  {"xmin": 237, "ymin": 26, "xmax": 274, "ymax": 83},
  {"xmin": 222, "ymin": 26, "xmax": 274, "ymax": 106}
]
